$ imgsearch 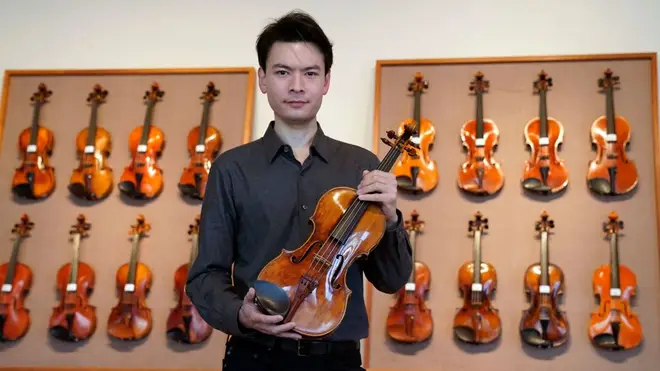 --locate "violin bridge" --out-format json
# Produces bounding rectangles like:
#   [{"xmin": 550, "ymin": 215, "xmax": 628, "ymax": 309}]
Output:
[{"xmin": 312, "ymin": 253, "xmax": 332, "ymax": 268}]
